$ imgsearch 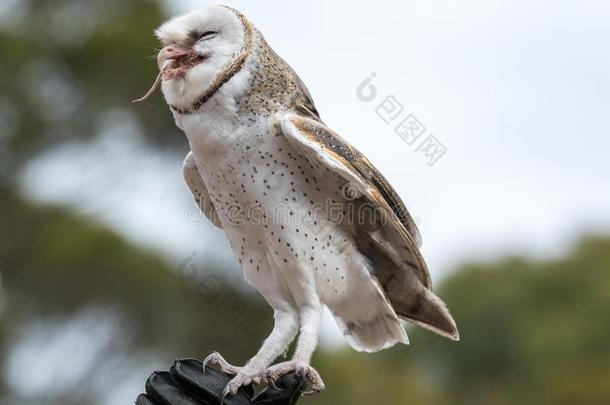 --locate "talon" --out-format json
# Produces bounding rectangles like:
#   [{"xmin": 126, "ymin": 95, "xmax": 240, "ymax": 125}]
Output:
[
  {"xmin": 202, "ymin": 352, "xmax": 218, "ymax": 374},
  {"xmin": 222, "ymin": 381, "xmax": 237, "ymax": 399},
  {"xmin": 222, "ymin": 366, "xmax": 268, "ymax": 398},
  {"xmin": 300, "ymin": 380, "xmax": 325, "ymax": 395},
  {"xmin": 220, "ymin": 389, "xmax": 230, "ymax": 405},
  {"xmin": 202, "ymin": 352, "xmax": 241, "ymax": 376},
  {"xmin": 269, "ymin": 378, "xmax": 285, "ymax": 392},
  {"xmin": 265, "ymin": 361, "xmax": 325, "ymax": 395}
]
